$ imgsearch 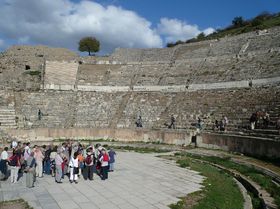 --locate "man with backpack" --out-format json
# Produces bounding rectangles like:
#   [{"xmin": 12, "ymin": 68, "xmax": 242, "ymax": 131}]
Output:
[{"xmin": 84, "ymin": 147, "xmax": 95, "ymax": 180}]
